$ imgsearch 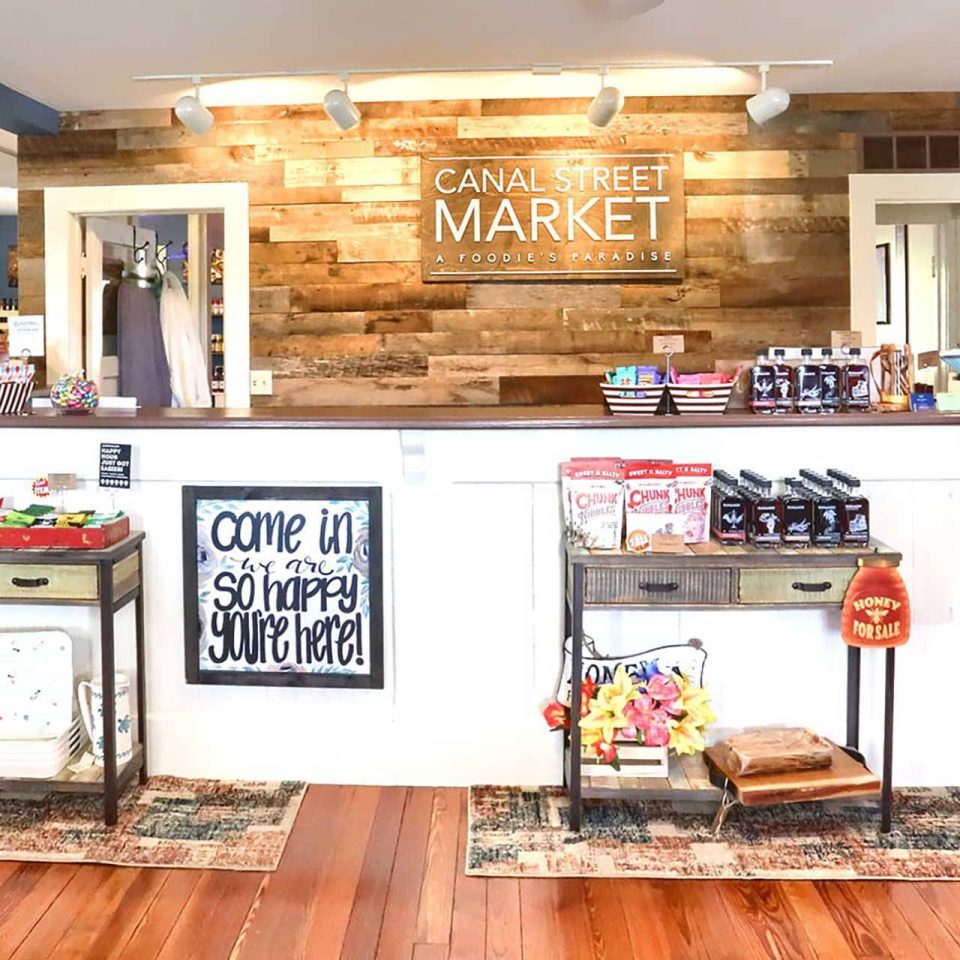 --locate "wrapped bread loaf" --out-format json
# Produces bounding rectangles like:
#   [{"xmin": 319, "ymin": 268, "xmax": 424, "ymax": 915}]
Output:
[{"xmin": 714, "ymin": 728, "xmax": 833, "ymax": 776}]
